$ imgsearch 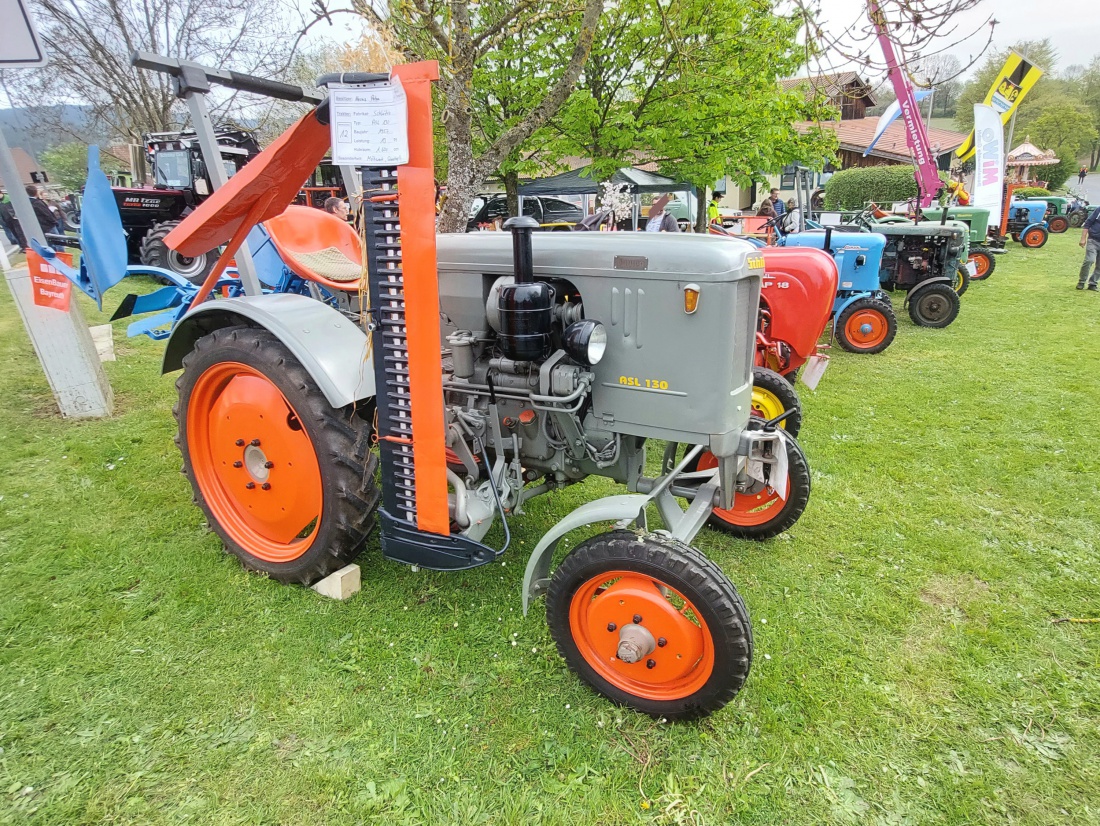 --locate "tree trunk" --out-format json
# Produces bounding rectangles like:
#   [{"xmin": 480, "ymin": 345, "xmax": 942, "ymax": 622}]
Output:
[
  {"xmin": 437, "ymin": 77, "xmax": 478, "ymax": 233},
  {"xmin": 504, "ymin": 170, "xmax": 520, "ymax": 218},
  {"xmin": 1091, "ymin": 142, "xmax": 1099, "ymax": 171},
  {"xmin": 695, "ymin": 187, "xmax": 708, "ymax": 233}
]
